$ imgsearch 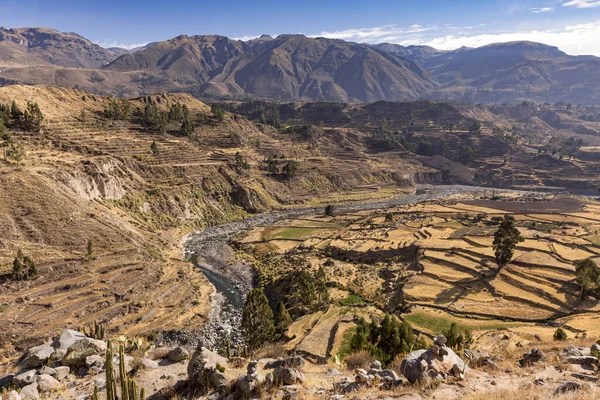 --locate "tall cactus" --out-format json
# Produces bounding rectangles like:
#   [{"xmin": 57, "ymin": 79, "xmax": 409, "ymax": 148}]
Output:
[
  {"xmin": 91, "ymin": 385, "xmax": 99, "ymax": 400},
  {"xmin": 106, "ymin": 340, "xmax": 116, "ymax": 400},
  {"xmin": 119, "ymin": 344, "xmax": 129, "ymax": 400},
  {"xmin": 91, "ymin": 340, "xmax": 145, "ymax": 400}
]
